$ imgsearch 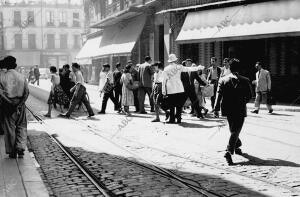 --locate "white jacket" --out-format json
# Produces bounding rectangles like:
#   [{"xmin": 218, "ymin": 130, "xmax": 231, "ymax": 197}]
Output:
[{"xmin": 162, "ymin": 63, "xmax": 201, "ymax": 95}]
